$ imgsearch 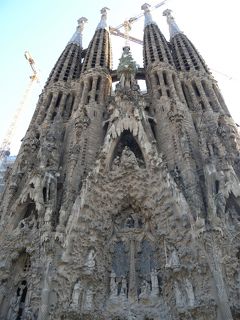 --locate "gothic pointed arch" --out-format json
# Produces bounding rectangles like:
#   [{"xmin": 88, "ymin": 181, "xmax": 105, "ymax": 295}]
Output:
[{"xmin": 109, "ymin": 130, "xmax": 146, "ymax": 169}]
